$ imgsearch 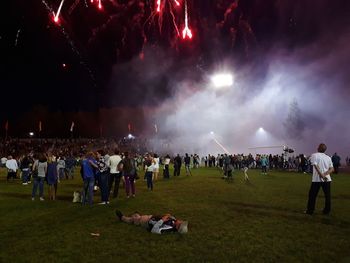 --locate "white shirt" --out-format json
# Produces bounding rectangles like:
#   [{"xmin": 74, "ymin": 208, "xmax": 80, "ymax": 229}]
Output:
[
  {"xmin": 109, "ymin": 155, "xmax": 122, "ymax": 174},
  {"xmin": 310, "ymin": 152, "xmax": 333, "ymax": 182},
  {"xmin": 164, "ymin": 158, "xmax": 171, "ymax": 165},
  {"xmin": 153, "ymin": 157, "xmax": 160, "ymax": 169},
  {"xmin": 1, "ymin": 157, "xmax": 7, "ymax": 165},
  {"xmin": 6, "ymin": 159, "xmax": 18, "ymax": 172}
]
